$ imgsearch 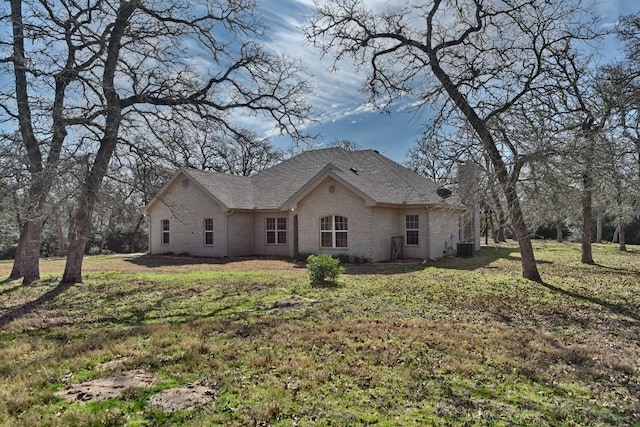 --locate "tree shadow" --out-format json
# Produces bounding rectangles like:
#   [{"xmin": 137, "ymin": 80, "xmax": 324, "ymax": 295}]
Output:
[
  {"xmin": 124, "ymin": 254, "xmax": 235, "ymax": 268},
  {"xmin": 592, "ymin": 263, "xmax": 640, "ymax": 277},
  {"xmin": 341, "ymin": 246, "xmax": 544, "ymax": 276},
  {"xmin": 539, "ymin": 281, "xmax": 640, "ymax": 323},
  {"xmin": 0, "ymin": 282, "xmax": 73, "ymax": 328}
]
